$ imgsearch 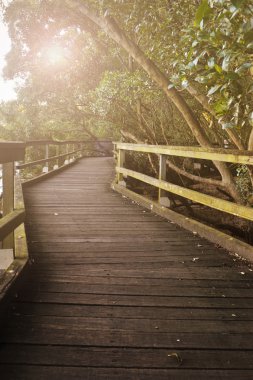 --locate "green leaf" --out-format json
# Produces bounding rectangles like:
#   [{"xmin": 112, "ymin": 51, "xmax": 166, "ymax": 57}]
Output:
[
  {"xmin": 235, "ymin": 63, "xmax": 252, "ymax": 74},
  {"xmin": 194, "ymin": 0, "xmax": 211, "ymax": 27},
  {"xmin": 246, "ymin": 42, "xmax": 253, "ymax": 50},
  {"xmin": 181, "ymin": 79, "xmax": 189, "ymax": 88},
  {"xmin": 222, "ymin": 56, "xmax": 230, "ymax": 72},
  {"xmin": 214, "ymin": 64, "xmax": 222, "ymax": 74},
  {"xmin": 207, "ymin": 84, "xmax": 222, "ymax": 96},
  {"xmin": 195, "ymin": 75, "xmax": 205, "ymax": 83},
  {"xmin": 214, "ymin": 100, "xmax": 228, "ymax": 115},
  {"xmin": 208, "ymin": 57, "xmax": 215, "ymax": 68}
]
